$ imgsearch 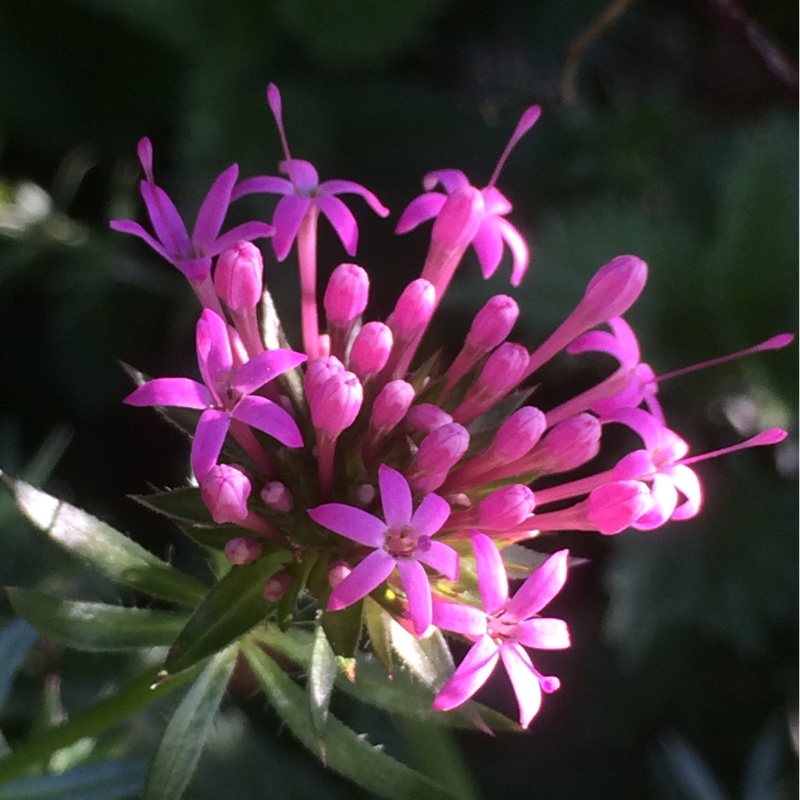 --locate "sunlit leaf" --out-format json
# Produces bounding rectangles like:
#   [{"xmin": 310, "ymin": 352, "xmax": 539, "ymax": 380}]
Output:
[{"xmin": 308, "ymin": 622, "xmax": 337, "ymax": 758}]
